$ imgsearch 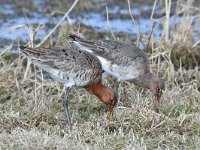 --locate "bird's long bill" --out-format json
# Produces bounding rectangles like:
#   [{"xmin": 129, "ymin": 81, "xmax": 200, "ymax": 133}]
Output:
[
  {"xmin": 107, "ymin": 103, "xmax": 115, "ymax": 122},
  {"xmin": 154, "ymin": 96, "xmax": 160, "ymax": 111},
  {"xmin": 107, "ymin": 95, "xmax": 117, "ymax": 122},
  {"xmin": 107, "ymin": 108, "xmax": 113, "ymax": 122}
]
